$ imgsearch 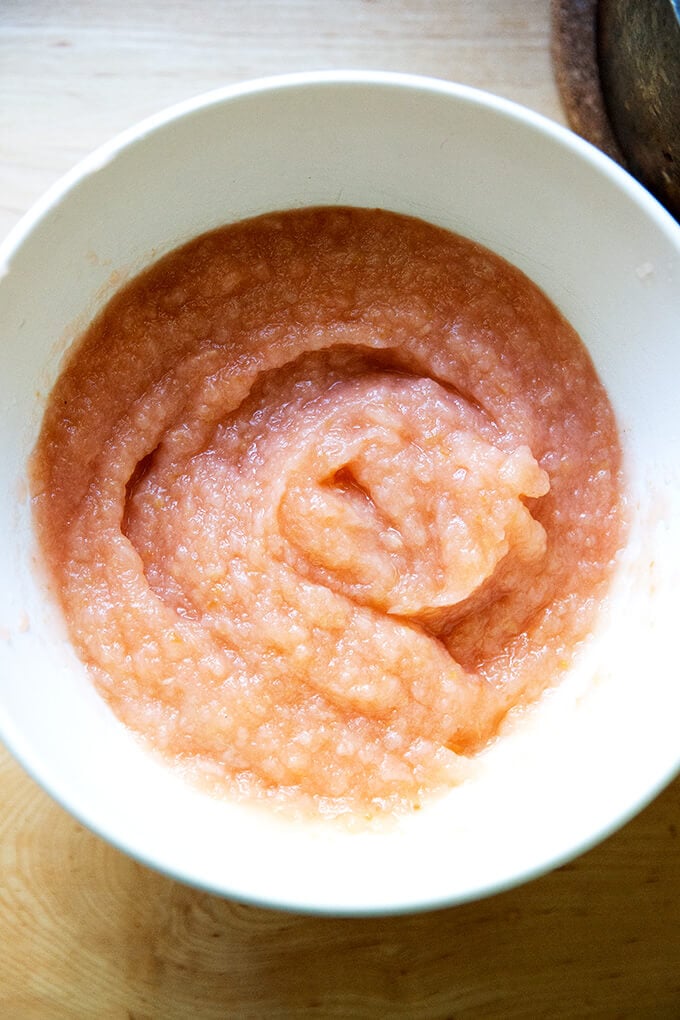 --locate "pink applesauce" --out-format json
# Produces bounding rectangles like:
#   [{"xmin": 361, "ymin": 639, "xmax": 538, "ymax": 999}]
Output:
[{"xmin": 31, "ymin": 208, "xmax": 623, "ymax": 816}]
